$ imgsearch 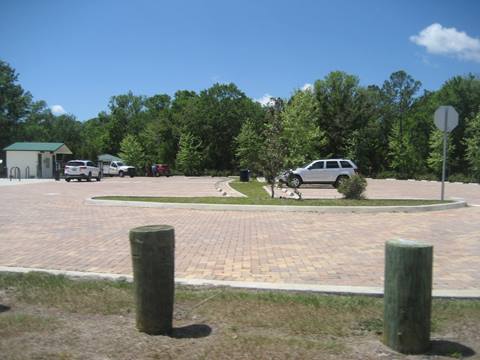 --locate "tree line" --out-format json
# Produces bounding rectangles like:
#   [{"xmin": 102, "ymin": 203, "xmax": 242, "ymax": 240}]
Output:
[{"xmin": 1, "ymin": 59, "xmax": 480, "ymax": 181}]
